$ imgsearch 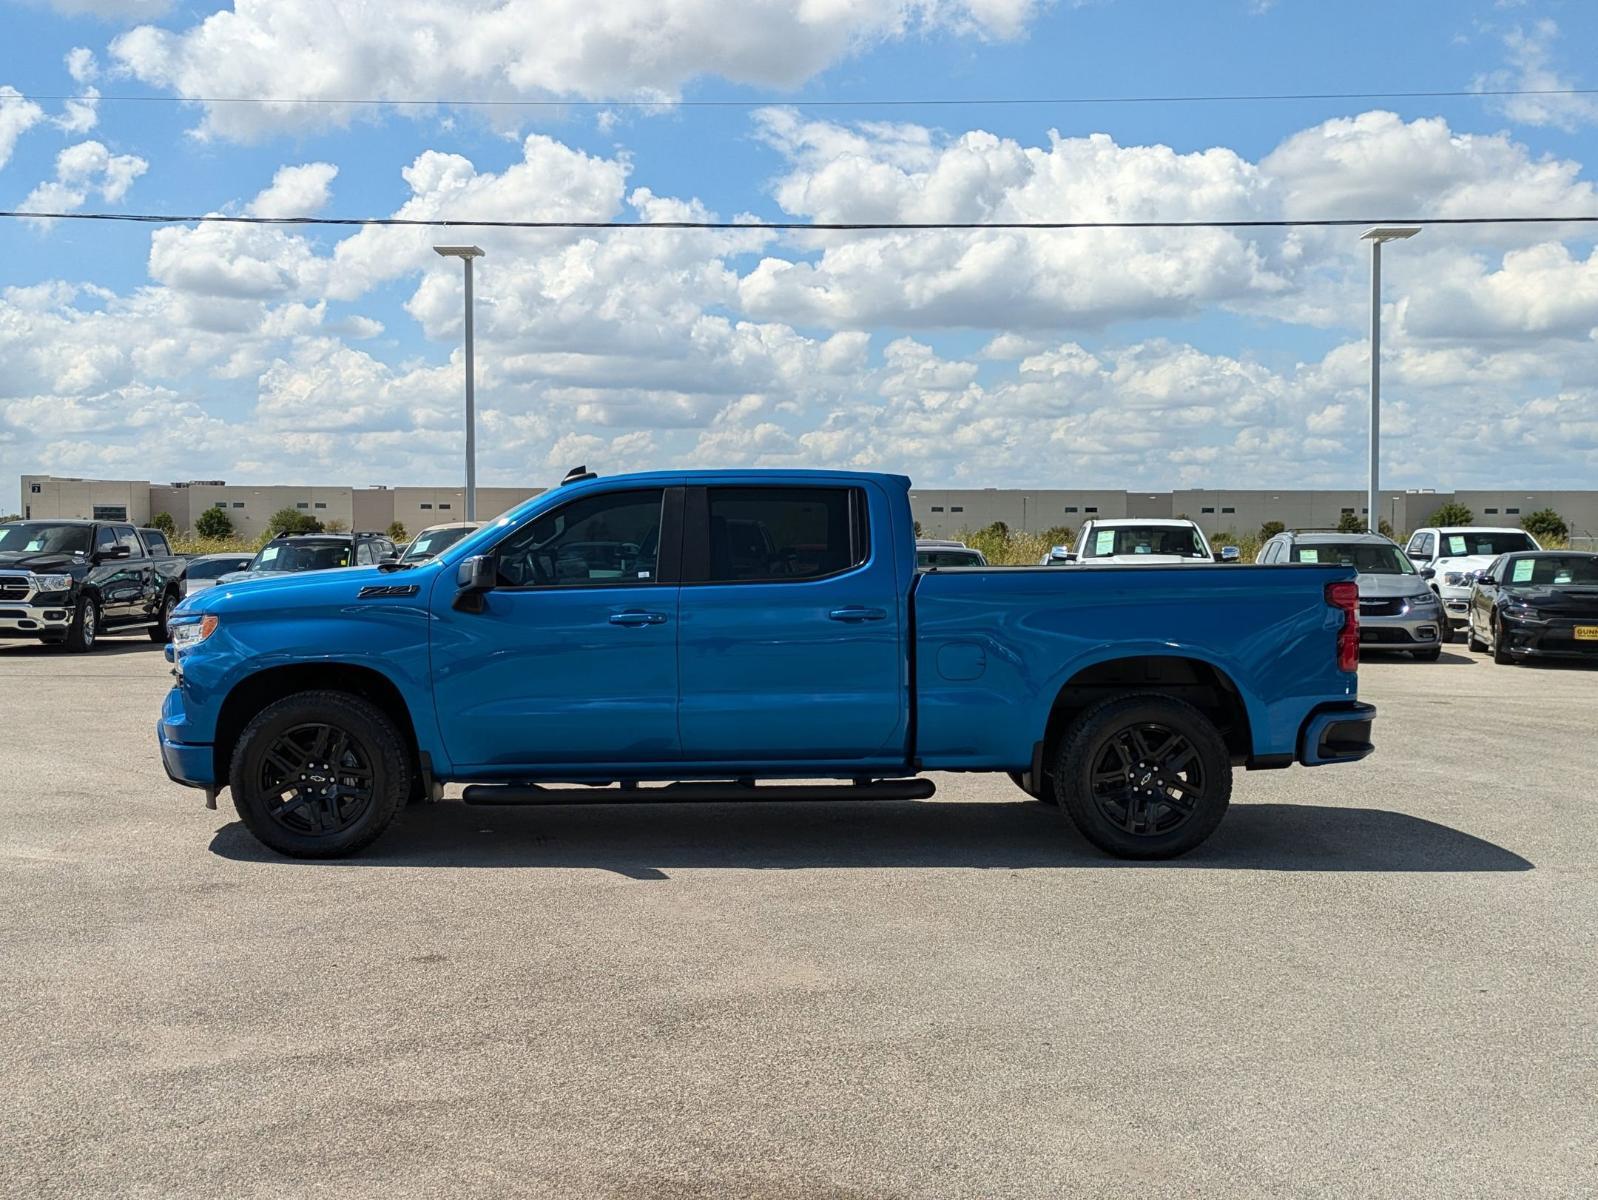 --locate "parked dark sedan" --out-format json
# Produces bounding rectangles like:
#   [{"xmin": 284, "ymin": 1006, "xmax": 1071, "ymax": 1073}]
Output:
[{"xmin": 1467, "ymin": 551, "xmax": 1598, "ymax": 664}]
